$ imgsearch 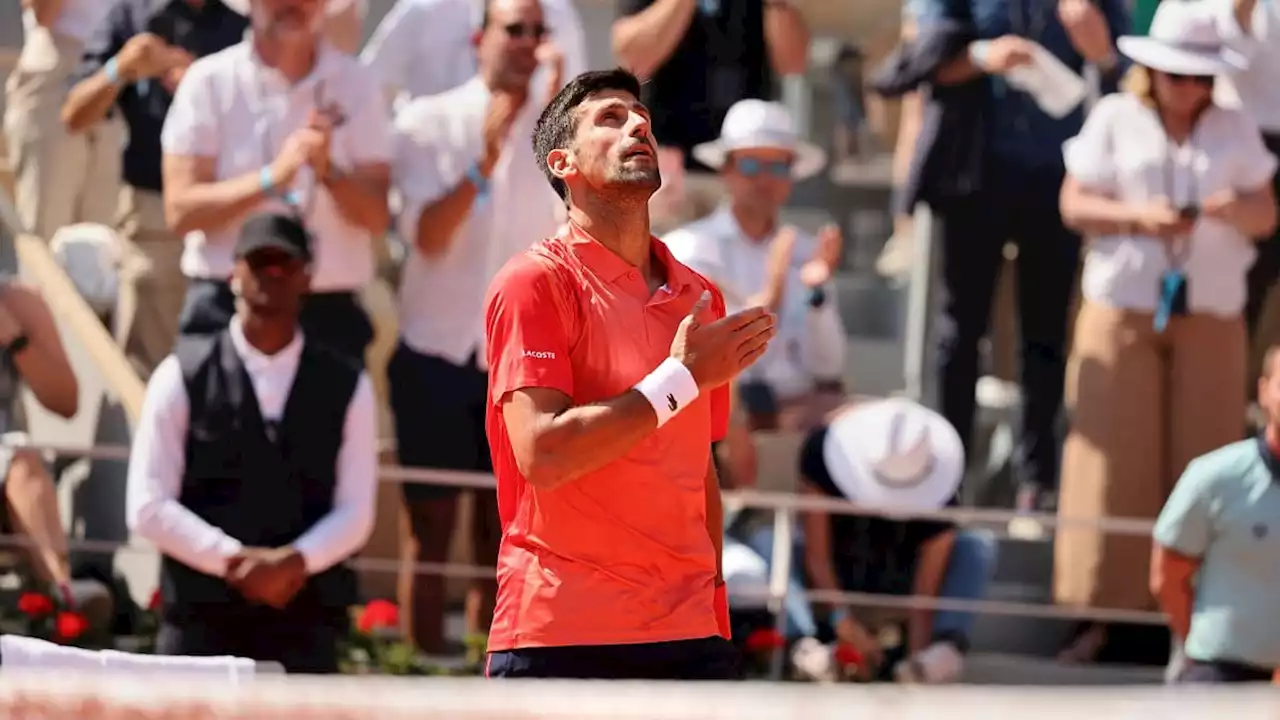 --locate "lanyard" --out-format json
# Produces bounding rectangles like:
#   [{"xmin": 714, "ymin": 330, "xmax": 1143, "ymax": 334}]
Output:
[{"xmin": 1161, "ymin": 137, "xmax": 1199, "ymax": 268}]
